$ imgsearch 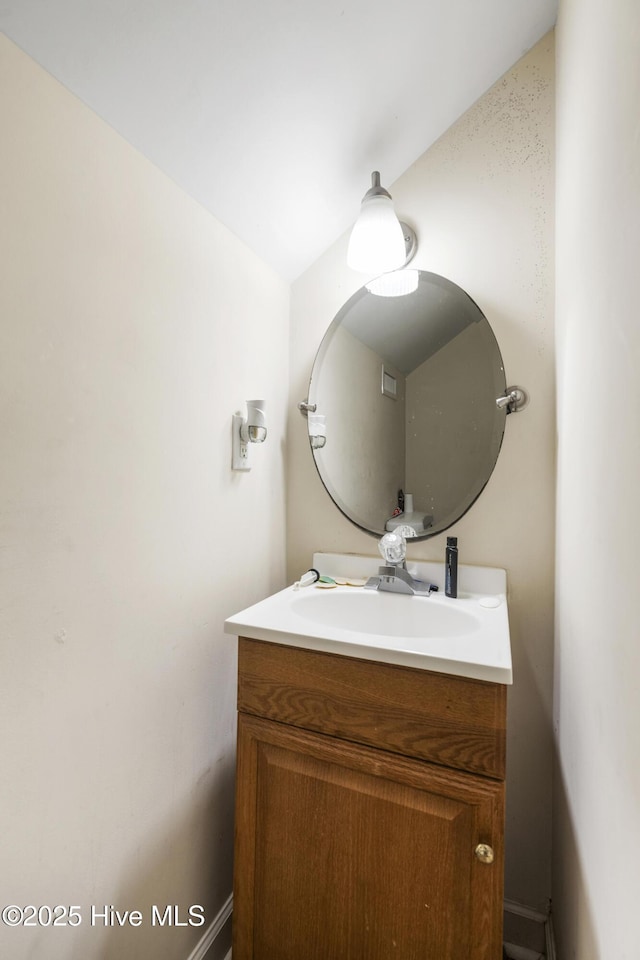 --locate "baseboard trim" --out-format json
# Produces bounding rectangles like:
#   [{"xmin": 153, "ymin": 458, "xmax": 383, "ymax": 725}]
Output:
[
  {"xmin": 503, "ymin": 899, "xmax": 548, "ymax": 956},
  {"xmin": 503, "ymin": 943, "xmax": 545, "ymax": 960},
  {"xmin": 545, "ymin": 912, "xmax": 557, "ymax": 960},
  {"xmin": 503, "ymin": 945, "xmax": 544, "ymax": 960},
  {"xmin": 504, "ymin": 899, "xmax": 548, "ymax": 924},
  {"xmin": 186, "ymin": 894, "xmax": 233, "ymax": 960}
]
